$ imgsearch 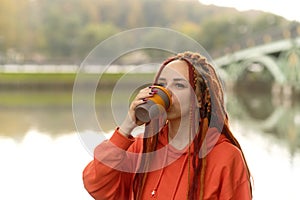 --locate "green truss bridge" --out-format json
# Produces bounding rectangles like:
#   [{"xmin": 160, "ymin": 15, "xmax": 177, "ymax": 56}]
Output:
[{"xmin": 213, "ymin": 23, "xmax": 300, "ymax": 97}]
